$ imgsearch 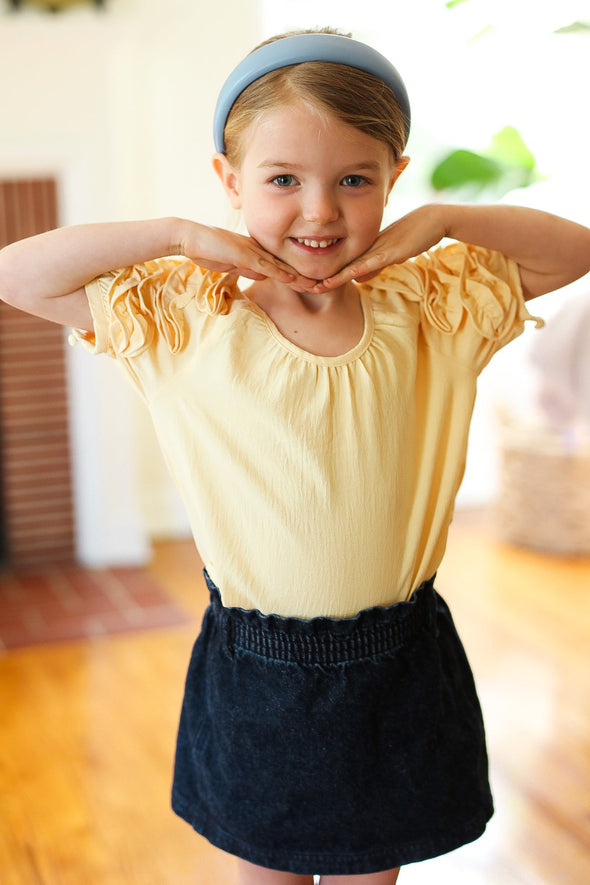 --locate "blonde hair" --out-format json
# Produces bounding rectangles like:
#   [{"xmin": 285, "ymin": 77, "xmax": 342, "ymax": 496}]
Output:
[{"xmin": 223, "ymin": 28, "xmax": 408, "ymax": 168}]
